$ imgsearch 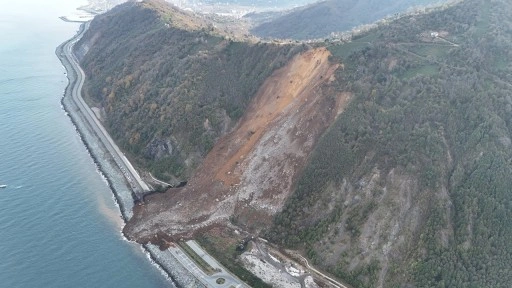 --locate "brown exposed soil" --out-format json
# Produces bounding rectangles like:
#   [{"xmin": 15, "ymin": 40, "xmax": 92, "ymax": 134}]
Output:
[
  {"xmin": 124, "ymin": 47, "xmax": 352, "ymax": 242},
  {"xmin": 210, "ymin": 47, "xmax": 339, "ymax": 186}
]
